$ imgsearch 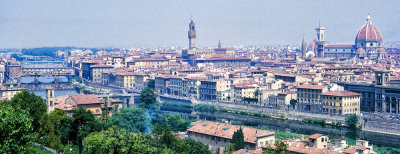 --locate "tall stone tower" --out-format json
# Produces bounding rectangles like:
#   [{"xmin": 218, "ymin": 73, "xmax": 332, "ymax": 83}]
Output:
[
  {"xmin": 301, "ymin": 36, "xmax": 307, "ymax": 58},
  {"xmin": 218, "ymin": 40, "xmax": 221, "ymax": 48},
  {"xmin": 375, "ymin": 70, "xmax": 391, "ymax": 86},
  {"xmin": 188, "ymin": 20, "xmax": 196, "ymax": 50},
  {"xmin": 315, "ymin": 24, "xmax": 326, "ymax": 57},
  {"xmin": 45, "ymin": 87, "xmax": 55, "ymax": 113}
]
